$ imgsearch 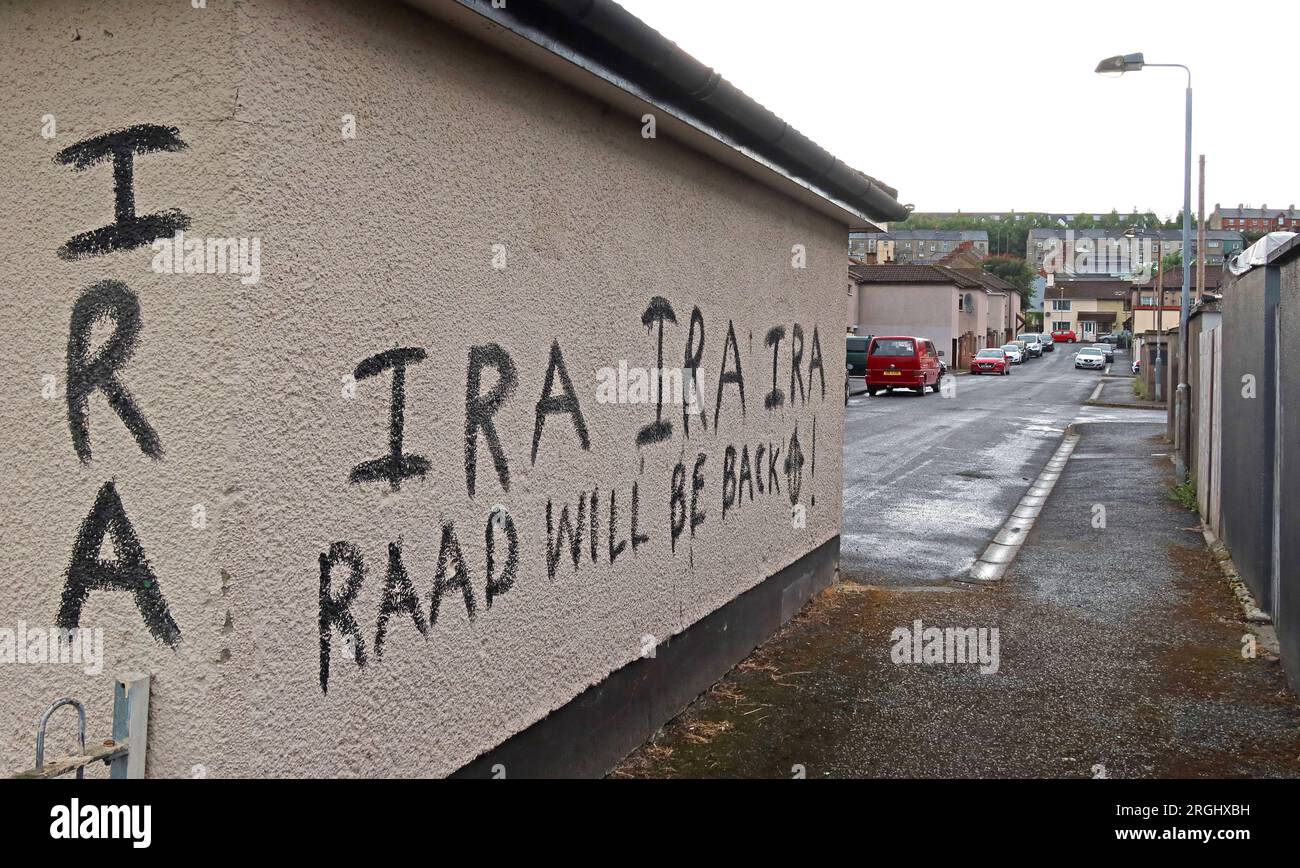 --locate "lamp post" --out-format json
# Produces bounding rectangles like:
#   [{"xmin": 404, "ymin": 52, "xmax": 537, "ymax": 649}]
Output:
[
  {"xmin": 1096, "ymin": 52, "xmax": 1193, "ymax": 481},
  {"xmin": 1154, "ymin": 245, "xmax": 1165, "ymax": 401}
]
